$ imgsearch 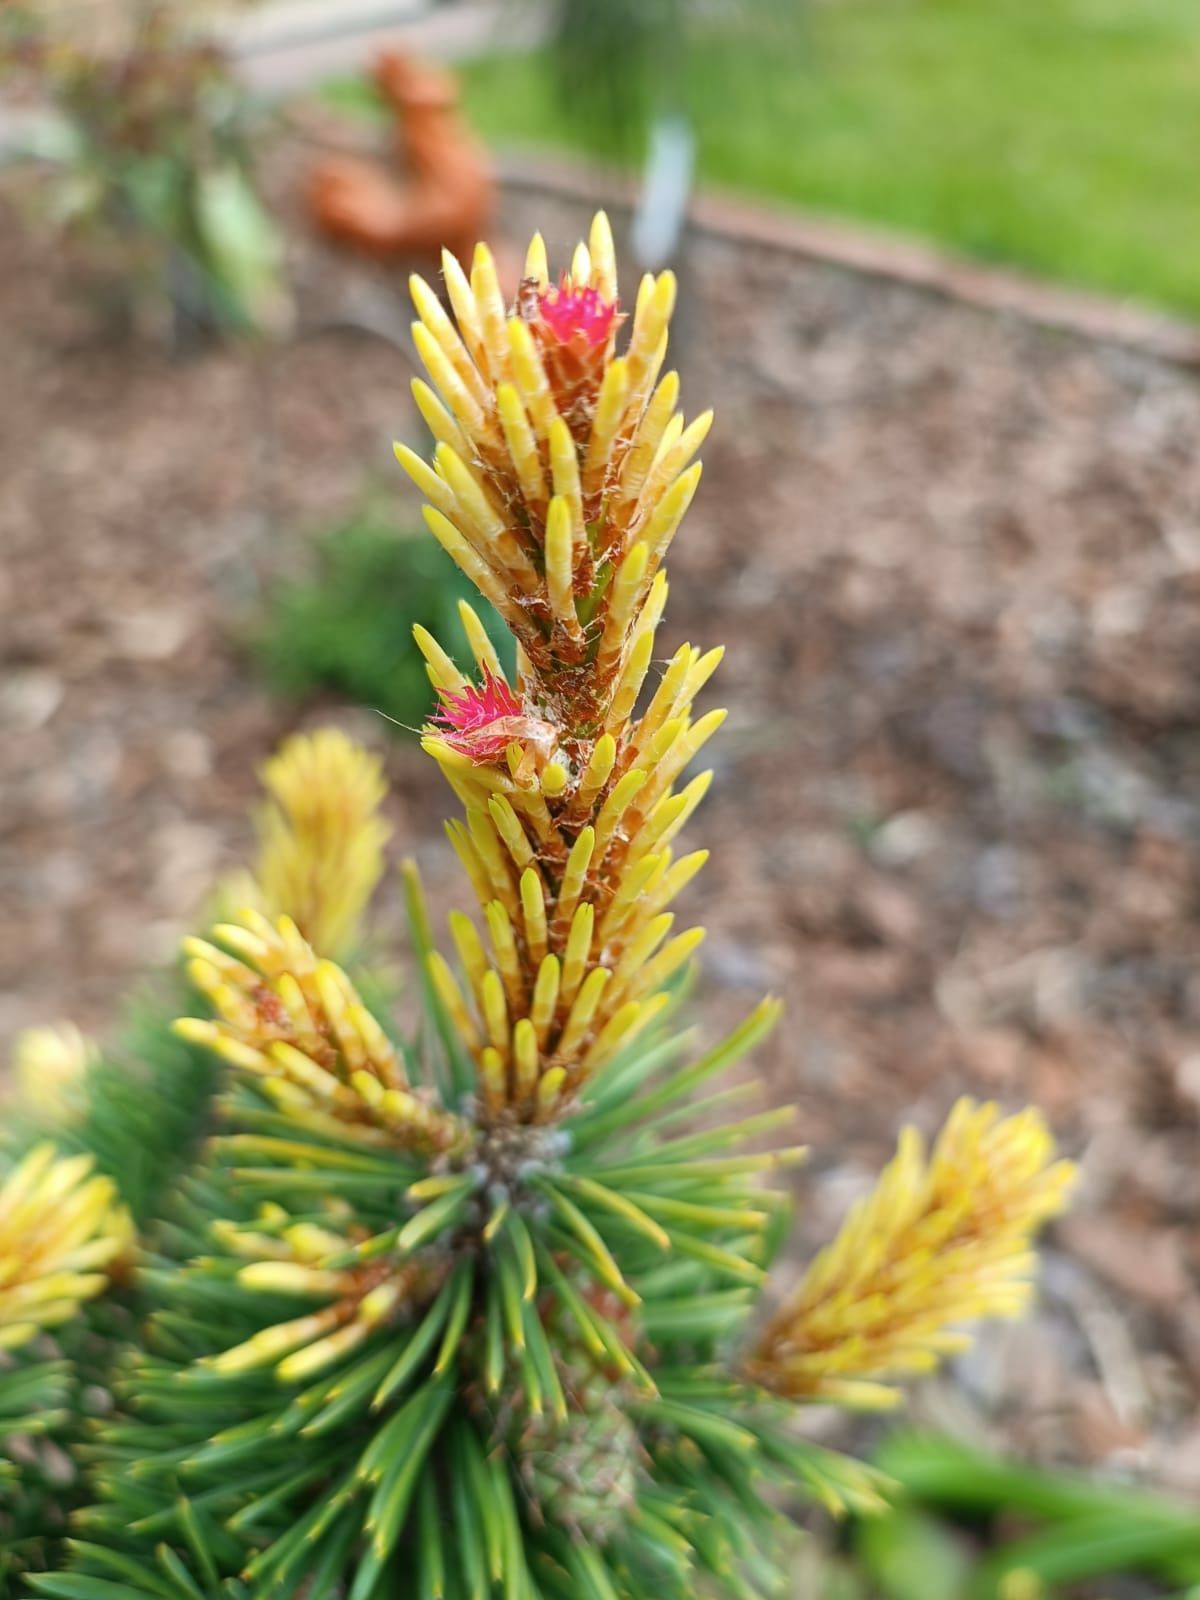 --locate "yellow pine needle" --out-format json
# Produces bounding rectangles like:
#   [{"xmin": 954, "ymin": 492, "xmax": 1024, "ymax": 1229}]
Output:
[
  {"xmin": 554, "ymin": 966, "xmax": 610, "ymax": 1059},
  {"xmin": 604, "ymin": 625, "xmax": 657, "ymax": 734},
  {"xmin": 312, "ymin": 956, "xmax": 351, "ymax": 1020},
  {"xmin": 360, "ymin": 1280, "xmax": 404, "ymax": 1326},
  {"xmin": 641, "ymin": 461, "xmax": 704, "ymax": 568},
  {"xmin": 588, "ymin": 210, "xmax": 617, "ymax": 299},
  {"xmin": 479, "ymin": 970, "xmax": 510, "ymax": 1059},
  {"xmin": 678, "ymin": 645, "xmax": 725, "ymax": 714},
  {"xmin": 445, "ymin": 819, "xmax": 492, "ymax": 911},
  {"xmin": 314, "ymin": 962, "xmax": 364, "ymax": 1071},
  {"xmin": 487, "ymin": 795, "xmax": 537, "ymax": 876},
  {"xmin": 572, "ymin": 735, "xmax": 616, "ymax": 819},
  {"xmin": 624, "ymin": 926, "xmax": 706, "ymax": 1001},
  {"xmin": 348, "ymin": 1005, "xmax": 401, "ymax": 1086},
  {"xmin": 495, "ymin": 383, "xmax": 547, "ymax": 511},
  {"xmin": 545, "ymin": 496, "xmax": 581, "ymax": 638},
  {"xmin": 434, "ymin": 444, "xmax": 538, "ymax": 592},
  {"xmin": 507, "ymin": 316, "xmax": 559, "ymax": 445},
  {"xmin": 583, "ymin": 357, "xmax": 629, "ymax": 500},
  {"xmin": 512, "ymin": 1018, "xmax": 539, "ymax": 1105},
  {"xmin": 351, "ymin": 1070, "xmax": 386, "ymax": 1112},
  {"xmin": 606, "ymin": 913, "xmax": 675, "ymax": 1002},
  {"xmin": 174, "ymin": 1023, "xmax": 268, "ymax": 1078},
  {"xmin": 181, "ymin": 935, "xmax": 248, "ymax": 983},
  {"xmin": 520, "ymin": 869, "xmax": 549, "ymax": 967},
  {"xmin": 652, "ymin": 413, "xmax": 684, "ymax": 472},
  {"xmin": 269, "ymin": 1041, "xmax": 345, "ymax": 1103},
  {"xmin": 634, "ymin": 716, "xmax": 687, "ymax": 786},
  {"xmin": 409, "ymin": 273, "xmax": 489, "ymax": 406},
  {"xmin": 232, "ymin": 908, "xmax": 286, "ymax": 953},
  {"xmin": 595, "ymin": 542, "xmax": 649, "ymax": 679},
  {"xmin": 524, "ymin": 231, "xmax": 549, "ymax": 285},
  {"xmin": 456, "ymin": 599, "xmax": 505, "ymax": 680},
  {"xmin": 478, "ymin": 1046, "xmax": 508, "ymax": 1117},
  {"xmin": 423, "ymin": 738, "xmax": 514, "ymax": 798},
  {"xmin": 617, "ymin": 371, "xmax": 680, "ymax": 510},
  {"xmin": 640, "ymin": 709, "xmax": 728, "ymax": 814},
  {"xmin": 277, "ymin": 911, "xmax": 312, "ymax": 967},
  {"xmin": 407, "ymin": 1174, "xmax": 471, "ymax": 1204},
  {"xmin": 510, "ymin": 777, "xmax": 561, "ymax": 855},
  {"xmin": 615, "ymin": 852, "xmax": 668, "ymax": 944},
  {"xmin": 394, "ymin": 440, "xmax": 458, "ymax": 519},
  {"xmin": 646, "ymin": 849, "xmax": 709, "ymax": 918},
  {"xmin": 623, "ymin": 790, "xmax": 691, "ymax": 866},
  {"xmin": 467, "ymin": 809, "xmax": 519, "ymax": 913},
  {"xmin": 384, "ymin": 1088, "xmax": 456, "ymax": 1148},
  {"xmin": 426, "ymin": 760, "xmax": 479, "ymax": 817},
  {"xmin": 645, "ymin": 409, "xmax": 713, "ymax": 510},
  {"xmin": 541, "ymin": 762, "xmax": 568, "ymax": 798},
  {"xmin": 505, "ymin": 742, "xmax": 528, "ymax": 784},
  {"xmin": 631, "ymin": 569, "xmax": 669, "ymax": 654},
  {"xmin": 237, "ymin": 1262, "xmax": 349, "ymax": 1297},
  {"xmin": 559, "ymin": 903, "xmax": 595, "ymax": 1006},
  {"xmin": 597, "ymin": 853, "xmax": 665, "ymax": 945},
  {"xmin": 427, "ymin": 952, "xmax": 482, "ymax": 1053},
  {"xmin": 186, "ymin": 961, "xmax": 254, "ymax": 1029},
  {"xmin": 212, "ymin": 910, "xmax": 275, "ymax": 965},
  {"xmin": 484, "ymin": 900, "xmax": 525, "ymax": 1011},
  {"xmin": 592, "ymin": 769, "xmax": 649, "ymax": 863},
  {"xmin": 535, "ymin": 1066, "xmax": 567, "ymax": 1121},
  {"xmin": 0, "ymin": 1143, "xmax": 62, "ymax": 1213},
  {"xmin": 411, "ymin": 376, "xmax": 470, "ymax": 454},
  {"xmin": 208, "ymin": 1309, "xmax": 339, "ymax": 1374},
  {"xmin": 638, "ymin": 333, "xmax": 670, "ymax": 420},
  {"xmin": 422, "ymin": 506, "xmax": 516, "ymax": 626},
  {"xmin": 563, "ymin": 1175, "xmax": 670, "ymax": 1252},
  {"xmin": 411, "ymin": 321, "xmax": 488, "ymax": 444},
  {"xmin": 440, "ymin": 247, "xmax": 489, "ymax": 375},
  {"xmin": 275, "ymin": 971, "xmax": 318, "ymax": 1041},
  {"xmin": 470, "ymin": 242, "xmax": 512, "ymax": 385},
  {"xmin": 747, "ymin": 1099, "xmax": 1076, "ymax": 1404},
  {"xmin": 276, "ymin": 1320, "xmax": 371, "ymax": 1384},
  {"xmin": 530, "ymin": 955, "xmax": 561, "ymax": 1050},
  {"xmin": 624, "ymin": 272, "xmax": 677, "ymax": 409},
  {"xmin": 579, "ymin": 1000, "xmax": 642, "ymax": 1074},
  {"xmin": 448, "ymin": 910, "xmax": 490, "ymax": 998},
  {"xmin": 13, "ymin": 1022, "xmax": 95, "ymax": 1122},
  {"xmin": 483, "ymin": 1200, "xmax": 511, "ymax": 1251},
  {"xmin": 554, "ymin": 826, "xmax": 595, "ymax": 929},
  {"xmin": 633, "ymin": 643, "xmax": 693, "ymax": 751},
  {"xmin": 548, "ymin": 417, "xmax": 586, "ymax": 555}
]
